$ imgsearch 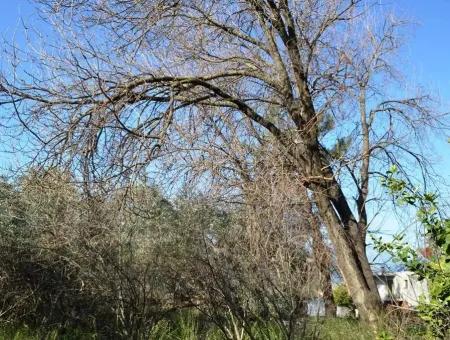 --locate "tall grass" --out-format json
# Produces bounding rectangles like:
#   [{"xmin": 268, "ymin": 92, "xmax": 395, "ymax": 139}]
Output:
[
  {"xmin": 0, "ymin": 315, "xmax": 427, "ymax": 339},
  {"xmin": 0, "ymin": 324, "xmax": 97, "ymax": 340}
]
